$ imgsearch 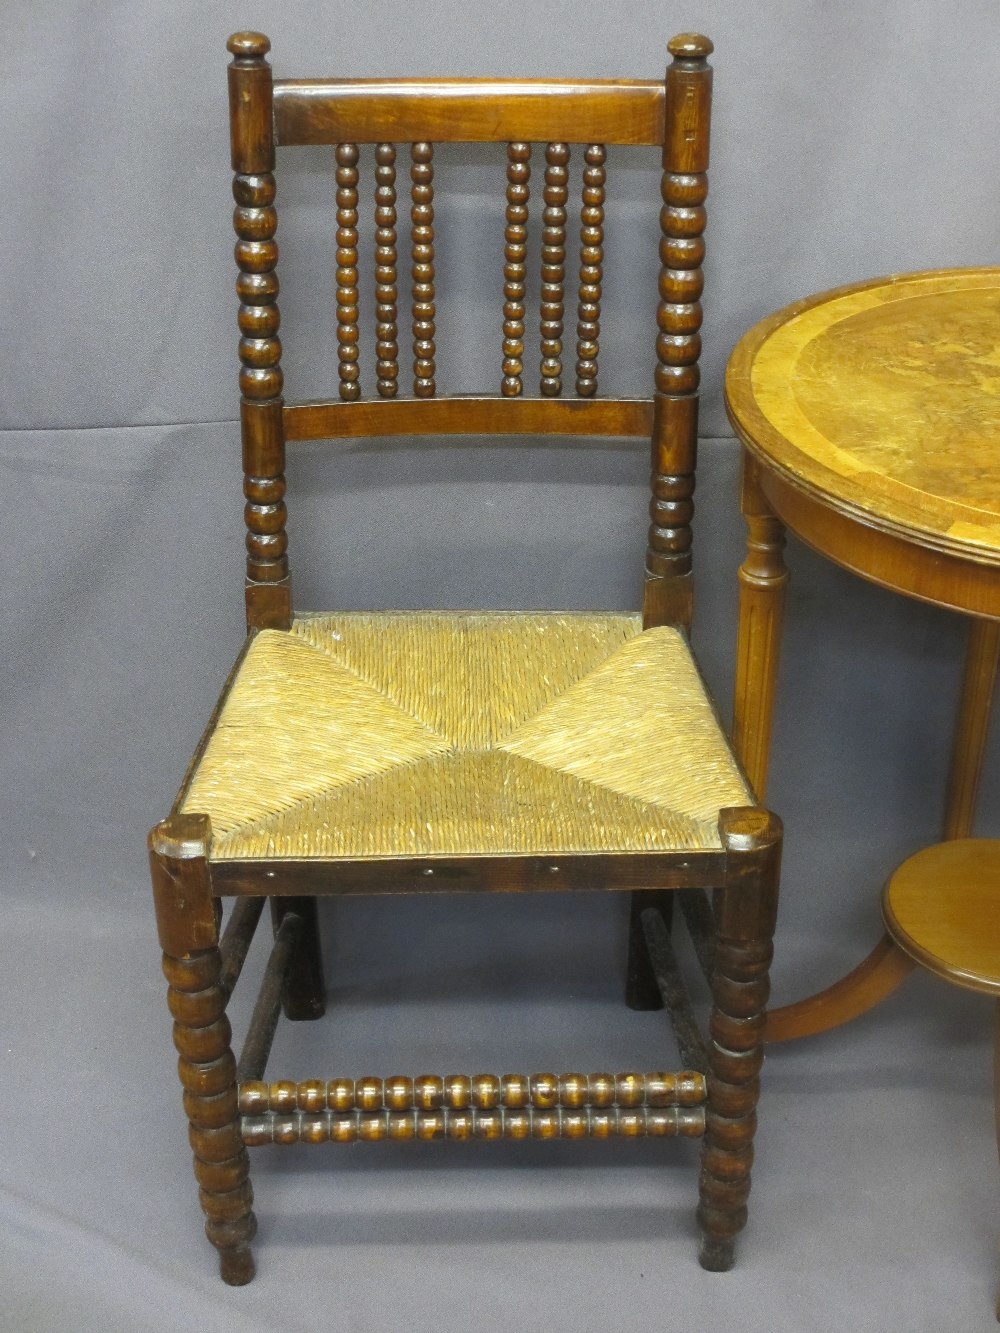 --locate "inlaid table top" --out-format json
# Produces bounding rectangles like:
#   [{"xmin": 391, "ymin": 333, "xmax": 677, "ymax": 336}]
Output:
[{"xmin": 725, "ymin": 268, "xmax": 1000, "ymax": 566}]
